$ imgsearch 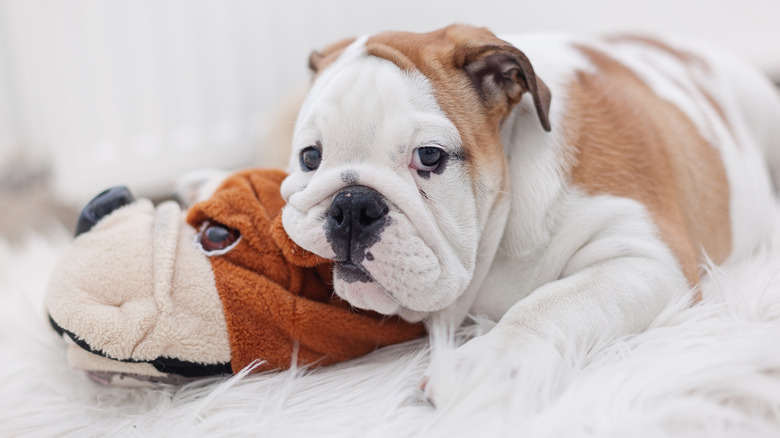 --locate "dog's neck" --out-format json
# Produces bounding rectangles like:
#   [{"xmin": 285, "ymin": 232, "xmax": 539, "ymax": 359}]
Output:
[{"xmin": 430, "ymin": 100, "xmax": 569, "ymax": 326}]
